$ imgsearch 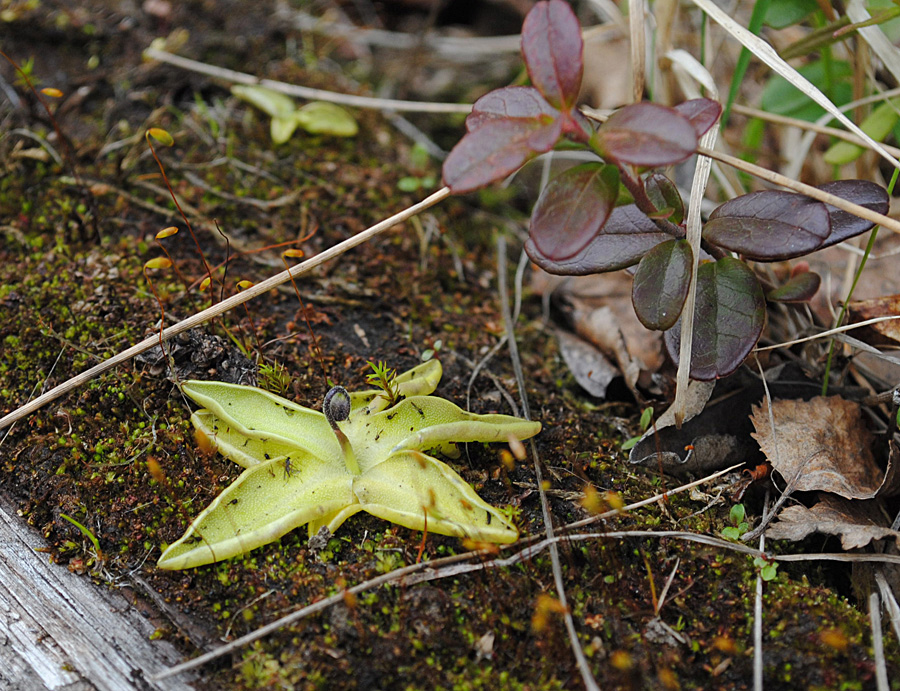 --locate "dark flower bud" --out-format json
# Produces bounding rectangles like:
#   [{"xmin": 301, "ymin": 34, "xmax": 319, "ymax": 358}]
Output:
[{"xmin": 324, "ymin": 386, "xmax": 350, "ymax": 429}]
